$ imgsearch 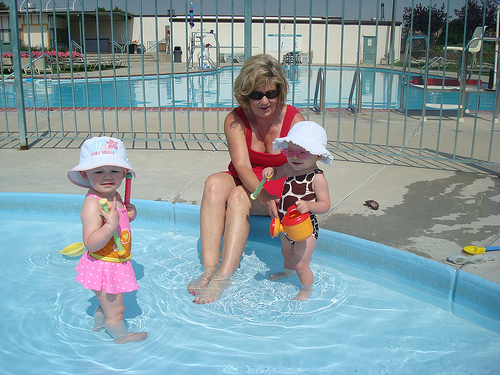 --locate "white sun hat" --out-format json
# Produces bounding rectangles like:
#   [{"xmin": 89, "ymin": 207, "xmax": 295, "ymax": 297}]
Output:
[
  {"xmin": 67, "ymin": 137, "xmax": 135, "ymax": 188},
  {"xmin": 273, "ymin": 121, "xmax": 333, "ymax": 165}
]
